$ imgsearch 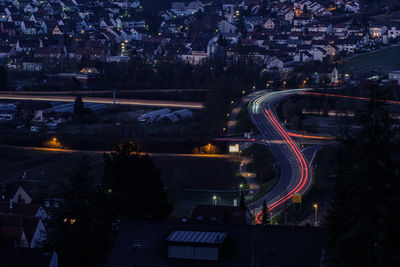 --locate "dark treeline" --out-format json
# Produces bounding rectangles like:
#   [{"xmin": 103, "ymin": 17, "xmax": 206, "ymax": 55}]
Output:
[
  {"xmin": 45, "ymin": 141, "xmax": 172, "ymax": 266},
  {"xmin": 102, "ymin": 56, "xmax": 270, "ymax": 91},
  {"xmin": 325, "ymin": 86, "xmax": 400, "ymax": 266}
]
